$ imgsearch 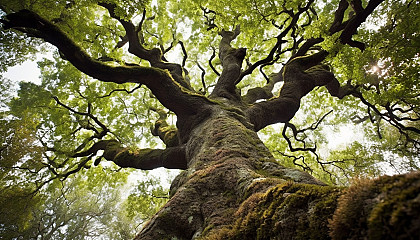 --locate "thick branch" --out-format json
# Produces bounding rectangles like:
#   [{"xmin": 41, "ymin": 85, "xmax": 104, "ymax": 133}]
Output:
[
  {"xmin": 242, "ymin": 87, "xmax": 274, "ymax": 104},
  {"xmin": 150, "ymin": 108, "xmax": 179, "ymax": 148},
  {"xmin": 1, "ymin": 10, "xmax": 208, "ymax": 116},
  {"xmin": 245, "ymin": 0, "xmax": 385, "ymax": 129},
  {"xmin": 246, "ymin": 51, "xmax": 353, "ymax": 131},
  {"xmin": 210, "ymin": 25, "xmax": 246, "ymax": 100},
  {"xmin": 73, "ymin": 140, "xmax": 187, "ymax": 170},
  {"xmin": 329, "ymin": 0, "xmax": 350, "ymax": 34},
  {"xmin": 98, "ymin": 2, "xmax": 191, "ymax": 90},
  {"xmin": 338, "ymin": 0, "xmax": 385, "ymax": 51},
  {"xmin": 237, "ymin": 0, "xmax": 316, "ymax": 83},
  {"xmin": 243, "ymin": 38, "xmax": 325, "ymax": 104}
]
